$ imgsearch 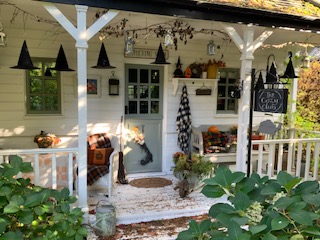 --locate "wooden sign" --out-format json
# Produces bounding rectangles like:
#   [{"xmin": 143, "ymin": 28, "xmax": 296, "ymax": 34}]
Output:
[
  {"xmin": 124, "ymin": 48, "xmax": 169, "ymax": 59},
  {"xmin": 254, "ymin": 89, "xmax": 288, "ymax": 114}
]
